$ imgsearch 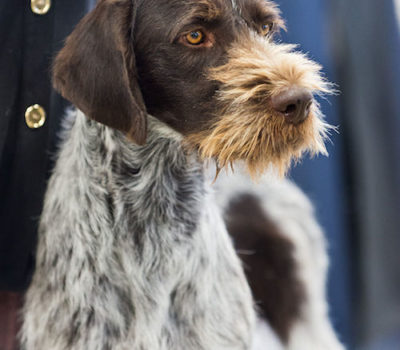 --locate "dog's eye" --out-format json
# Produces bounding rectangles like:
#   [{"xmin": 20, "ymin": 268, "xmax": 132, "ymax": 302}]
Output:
[
  {"xmin": 261, "ymin": 23, "xmax": 274, "ymax": 36},
  {"xmin": 185, "ymin": 30, "xmax": 205, "ymax": 45}
]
